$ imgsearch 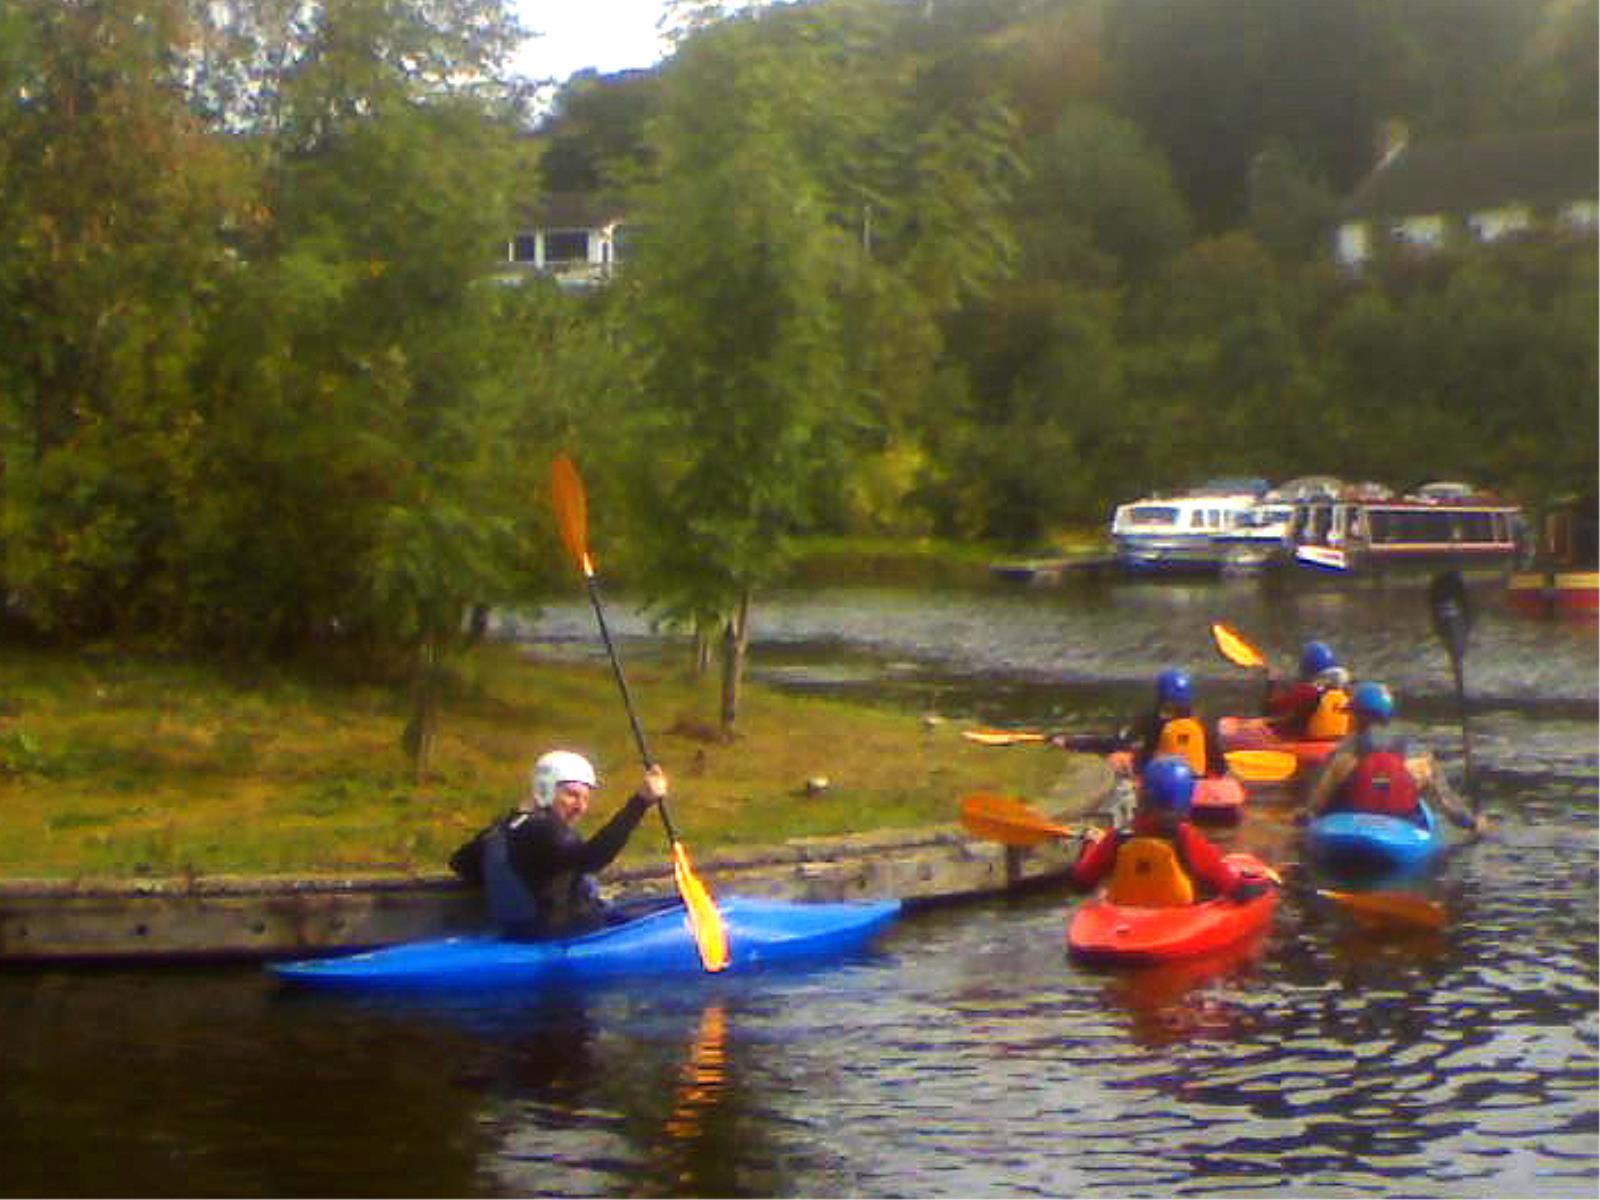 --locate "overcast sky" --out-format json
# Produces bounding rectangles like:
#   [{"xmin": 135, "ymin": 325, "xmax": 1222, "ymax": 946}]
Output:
[{"xmin": 510, "ymin": 0, "xmax": 677, "ymax": 84}]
